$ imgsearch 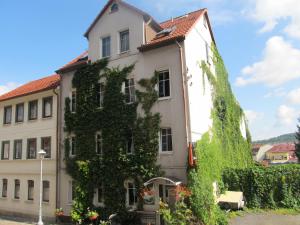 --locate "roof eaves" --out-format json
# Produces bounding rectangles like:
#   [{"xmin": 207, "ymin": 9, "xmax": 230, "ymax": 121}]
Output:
[
  {"xmin": 56, "ymin": 60, "xmax": 88, "ymax": 74},
  {"xmin": 138, "ymin": 36, "xmax": 185, "ymax": 52}
]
